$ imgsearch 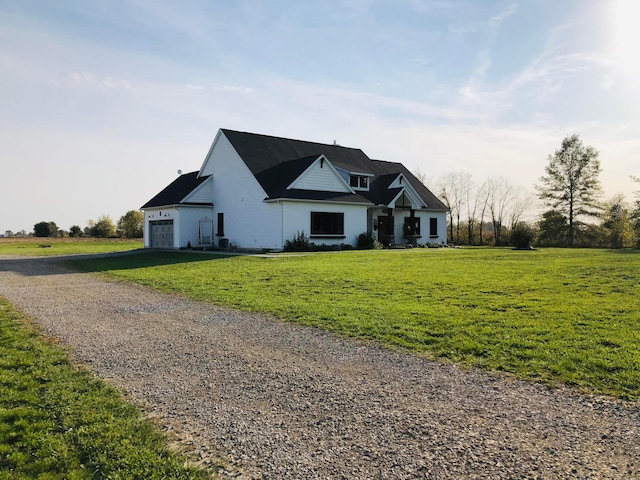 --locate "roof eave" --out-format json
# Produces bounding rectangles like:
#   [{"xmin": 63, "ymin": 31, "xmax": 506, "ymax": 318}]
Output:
[
  {"xmin": 264, "ymin": 197, "xmax": 373, "ymax": 206},
  {"xmin": 141, "ymin": 202, "xmax": 213, "ymax": 210}
]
